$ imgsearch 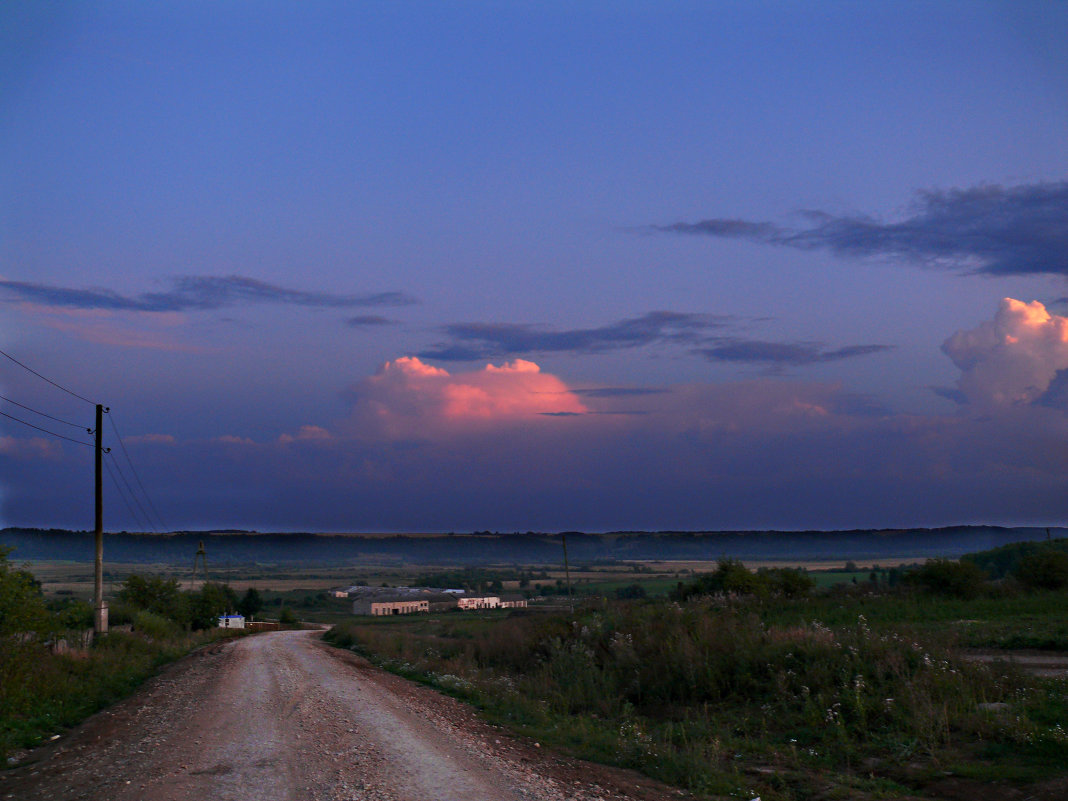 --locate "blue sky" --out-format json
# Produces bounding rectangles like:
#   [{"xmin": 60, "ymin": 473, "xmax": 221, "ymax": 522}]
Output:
[{"xmin": 2, "ymin": 2, "xmax": 1067, "ymax": 532}]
